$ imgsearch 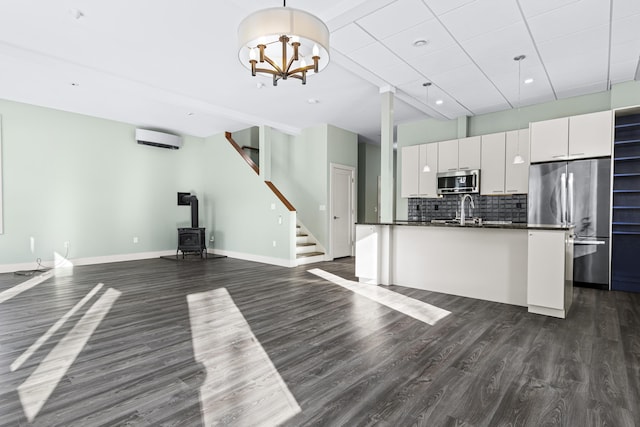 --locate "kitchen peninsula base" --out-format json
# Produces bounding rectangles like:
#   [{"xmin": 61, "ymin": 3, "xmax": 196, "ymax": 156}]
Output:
[{"xmin": 355, "ymin": 223, "xmax": 573, "ymax": 318}]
